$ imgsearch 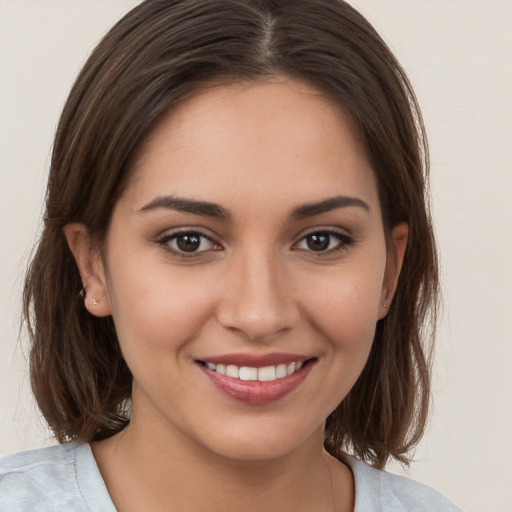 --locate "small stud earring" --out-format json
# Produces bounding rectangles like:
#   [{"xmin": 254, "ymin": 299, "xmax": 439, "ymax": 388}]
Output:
[
  {"xmin": 383, "ymin": 302, "xmax": 387, "ymax": 308},
  {"xmin": 90, "ymin": 299, "xmax": 98, "ymax": 305}
]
